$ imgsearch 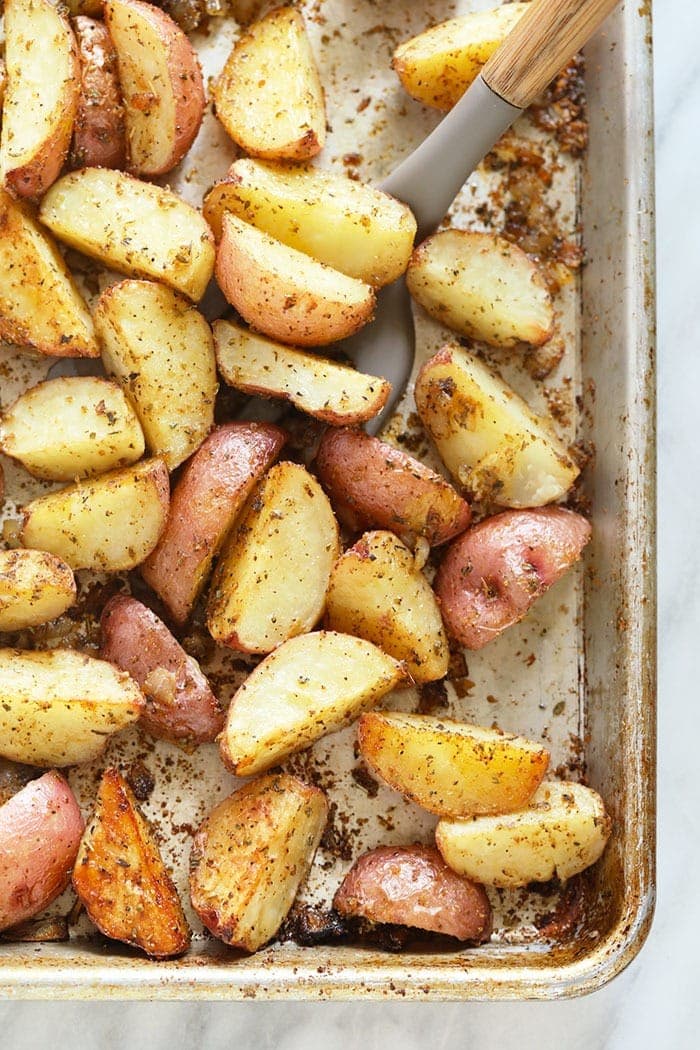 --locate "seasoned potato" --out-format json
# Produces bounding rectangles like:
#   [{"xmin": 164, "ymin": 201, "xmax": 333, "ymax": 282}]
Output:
[
  {"xmin": 0, "ymin": 549, "xmax": 76, "ymax": 631},
  {"xmin": 315, "ymin": 428, "xmax": 471, "ymax": 547},
  {"xmin": 0, "ymin": 190, "xmax": 98, "ymax": 358},
  {"xmin": 0, "ymin": 772, "xmax": 84, "ymax": 933},
  {"xmin": 213, "ymin": 6, "xmax": 325, "ymax": 161},
  {"xmin": 70, "ymin": 15, "xmax": 127, "ymax": 170},
  {"xmin": 0, "ymin": 377, "xmax": 144, "ymax": 481},
  {"xmin": 141, "ymin": 422, "xmax": 286, "ymax": 625},
  {"xmin": 207, "ymin": 461, "xmax": 340, "ymax": 654},
  {"xmin": 0, "ymin": 649, "xmax": 144, "ymax": 767},
  {"xmin": 0, "ymin": 60, "xmax": 5, "ymax": 112},
  {"xmin": 407, "ymin": 231, "xmax": 553, "ymax": 348},
  {"xmin": 73, "ymin": 768, "xmax": 190, "ymax": 958},
  {"xmin": 436, "ymin": 781, "xmax": 612, "ymax": 887},
  {"xmin": 414, "ymin": 346, "xmax": 579, "ymax": 506},
  {"xmin": 39, "ymin": 168, "xmax": 215, "ymax": 302},
  {"xmin": 333, "ymin": 845, "xmax": 491, "ymax": 942},
  {"xmin": 21, "ymin": 458, "xmax": 169, "ymax": 572},
  {"xmin": 219, "ymin": 631, "xmax": 403, "ymax": 777},
  {"xmin": 216, "ymin": 214, "xmax": 375, "ymax": 347},
  {"xmin": 0, "ymin": 0, "xmax": 80, "ymax": 199},
  {"xmin": 436, "ymin": 508, "xmax": 592, "ymax": 649},
  {"xmin": 326, "ymin": 531, "xmax": 449, "ymax": 684},
  {"xmin": 94, "ymin": 280, "xmax": 217, "ymax": 470},
  {"xmin": 100, "ymin": 595, "xmax": 224, "ymax": 745},
  {"xmin": 213, "ymin": 320, "xmax": 390, "ymax": 426},
  {"xmin": 105, "ymin": 0, "xmax": 205, "ymax": 176},
  {"xmin": 204, "ymin": 159, "xmax": 416, "ymax": 287},
  {"xmin": 392, "ymin": 3, "xmax": 529, "ymax": 111},
  {"xmin": 358, "ymin": 712, "xmax": 550, "ymax": 818}
]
